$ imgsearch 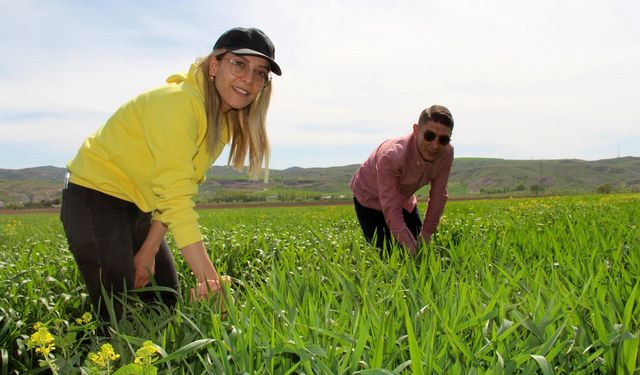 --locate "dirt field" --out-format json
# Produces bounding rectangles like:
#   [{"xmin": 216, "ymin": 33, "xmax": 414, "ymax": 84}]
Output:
[{"xmin": 0, "ymin": 200, "xmax": 354, "ymax": 215}]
